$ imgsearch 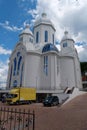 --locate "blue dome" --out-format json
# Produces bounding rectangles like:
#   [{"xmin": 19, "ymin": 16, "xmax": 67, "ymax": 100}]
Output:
[{"xmin": 42, "ymin": 43, "xmax": 59, "ymax": 53}]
